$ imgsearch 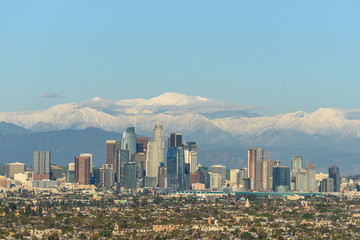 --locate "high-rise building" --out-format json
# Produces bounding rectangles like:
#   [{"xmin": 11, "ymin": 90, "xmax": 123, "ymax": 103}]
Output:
[
  {"xmin": 133, "ymin": 152, "xmax": 146, "ymax": 179},
  {"xmin": 146, "ymin": 142, "xmax": 161, "ymax": 187},
  {"xmin": 158, "ymin": 166, "xmax": 167, "ymax": 188},
  {"xmin": 184, "ymin": 142, "xmax": 197, "ymax": 173},
  {"xmin": 125, "ymin": 162, "xmax": 137, "ymax": 189},
  {"xmin": 293, "ymin": 163, "xmax": 316, "ymax": 192},
  {"xmin": 153, "ymin": 123, "xmax": 165, "ymax": 165},
  {"xmin": 106, "ymin": 140, "xmax": 121, "ymax": 166},
  {"xmin": 6, "ymin": 162, "xmax": 26, "ymax": 179},
  {"xmin": 247, "ymin": 148, "xmax": 265, "ymax": 191},
  {"xmin": 80, "ymin": 153, "xmax": 93, "ymax": 173},
  {"xmin": 136, "ymin": 137, "xmax": 149, "ymax": 153},
  {"xmin": 197, "ymin": 169, "xmax": 209, "ymax": 188},
  {"xmin": 168, "ymin": 133, "xmax": 182, "ymax": 148},
  {"xmin": 273, "ymin": 166, "xmax": 290, "ymax": 192},
  {"xmin": 75, "ymin": 156, "xmax": 91, "ymax": 185},
  {"xmin": 210, "ymin": 165, "xmax": 226, "ymax": 186},
  {"xmin": 121, "ymin": 127, "xmax": 136, "ymax": 161},
  {"xmin": 167, "ymin": 147, "xmax": 185, "ymax": 190},
  {"xmin": 320, "ymin": 178, "xmax": 334, "ymax": 192},
  {"xmin": 208, "ymin": 172, "xmax": 221, "ymax": 190},
  {"xmin": 291, "ymin": 156, "xmax": 303, "ymax": 172},
  {"xmin": 33, "ymin": 151, "xmax": 50, "ymax": 175},
  {"xmin": 33, "ymin": 151, "xmax": 51, "ymax": 180},
  {"xmin": 329, "ymin": 165, "xmax": 340, "ymax": 192},
  {"xmin": 238, "ymin": 168, "xmax": 248, "ymax": 187},
  {"xmin": 116, "ymin": 149, "xmax": 129, "ymax": 187},
  {"xmin": 99, "ymin": 164, "xmax": 115, "ymax": 188},
  {"xmin": 230, "ymin": 169, "xmax": 240, "ymax": 186}
]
